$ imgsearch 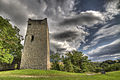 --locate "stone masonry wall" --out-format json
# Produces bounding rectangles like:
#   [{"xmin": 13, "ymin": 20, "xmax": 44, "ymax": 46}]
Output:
[{"xmin": 20, "ymin": 18, "xmax": 50, "ymax": 70}]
